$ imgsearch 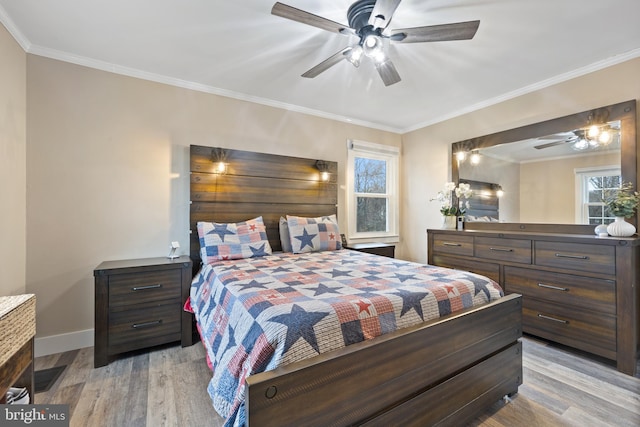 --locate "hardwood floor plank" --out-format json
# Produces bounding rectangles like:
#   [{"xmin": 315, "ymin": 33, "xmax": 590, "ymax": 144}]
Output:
[{"xmin": 34, "ymin": 337, "xmax": 639, "ymax": 427}]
